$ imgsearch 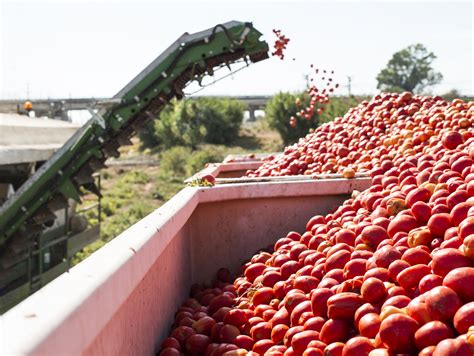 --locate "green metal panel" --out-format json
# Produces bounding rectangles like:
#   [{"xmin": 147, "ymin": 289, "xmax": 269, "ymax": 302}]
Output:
[
  {"xmin": 0, "ymin": 260, "xmax": 27, "ymax": 287},
  {"xmin": 0, "ymin": 282, "xmax": 30, "ymax": 314},
  {"xmin": 40, "ymin": 260, "xmax": 69, "ymax": 286},
  {"xmin": 39, "ymin": 225, "xmax": 66, "ymax": 243}
]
